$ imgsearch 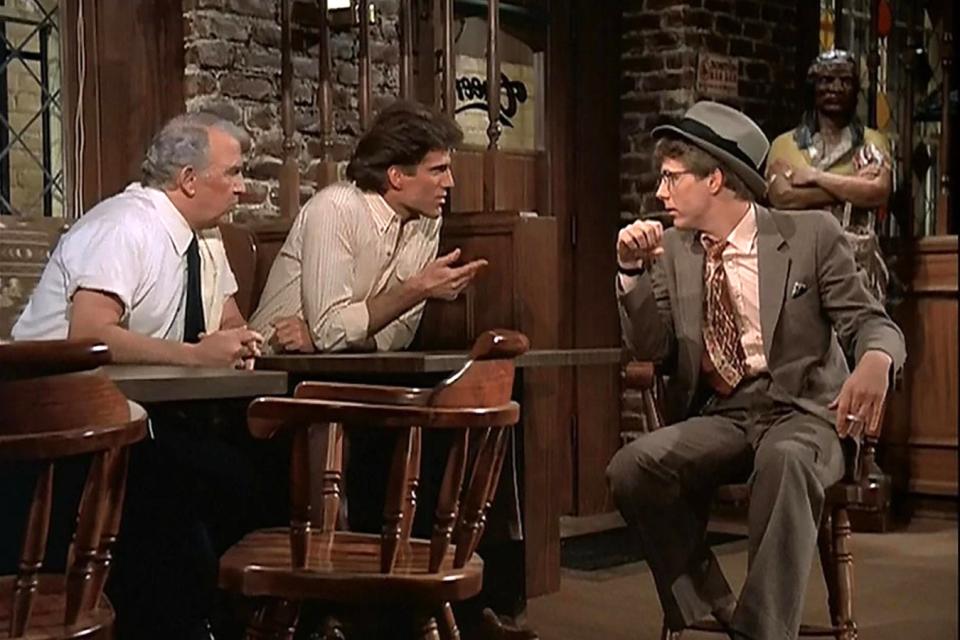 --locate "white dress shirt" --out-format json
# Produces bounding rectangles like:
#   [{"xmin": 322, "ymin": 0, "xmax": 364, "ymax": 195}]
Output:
[
  {"xmin": 249, "ymin": 182, "xmax": 440, "ymax": 353},
  {"xmin": 12, "ymin": 183, "xmax": 237, "ymax": 341}
]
